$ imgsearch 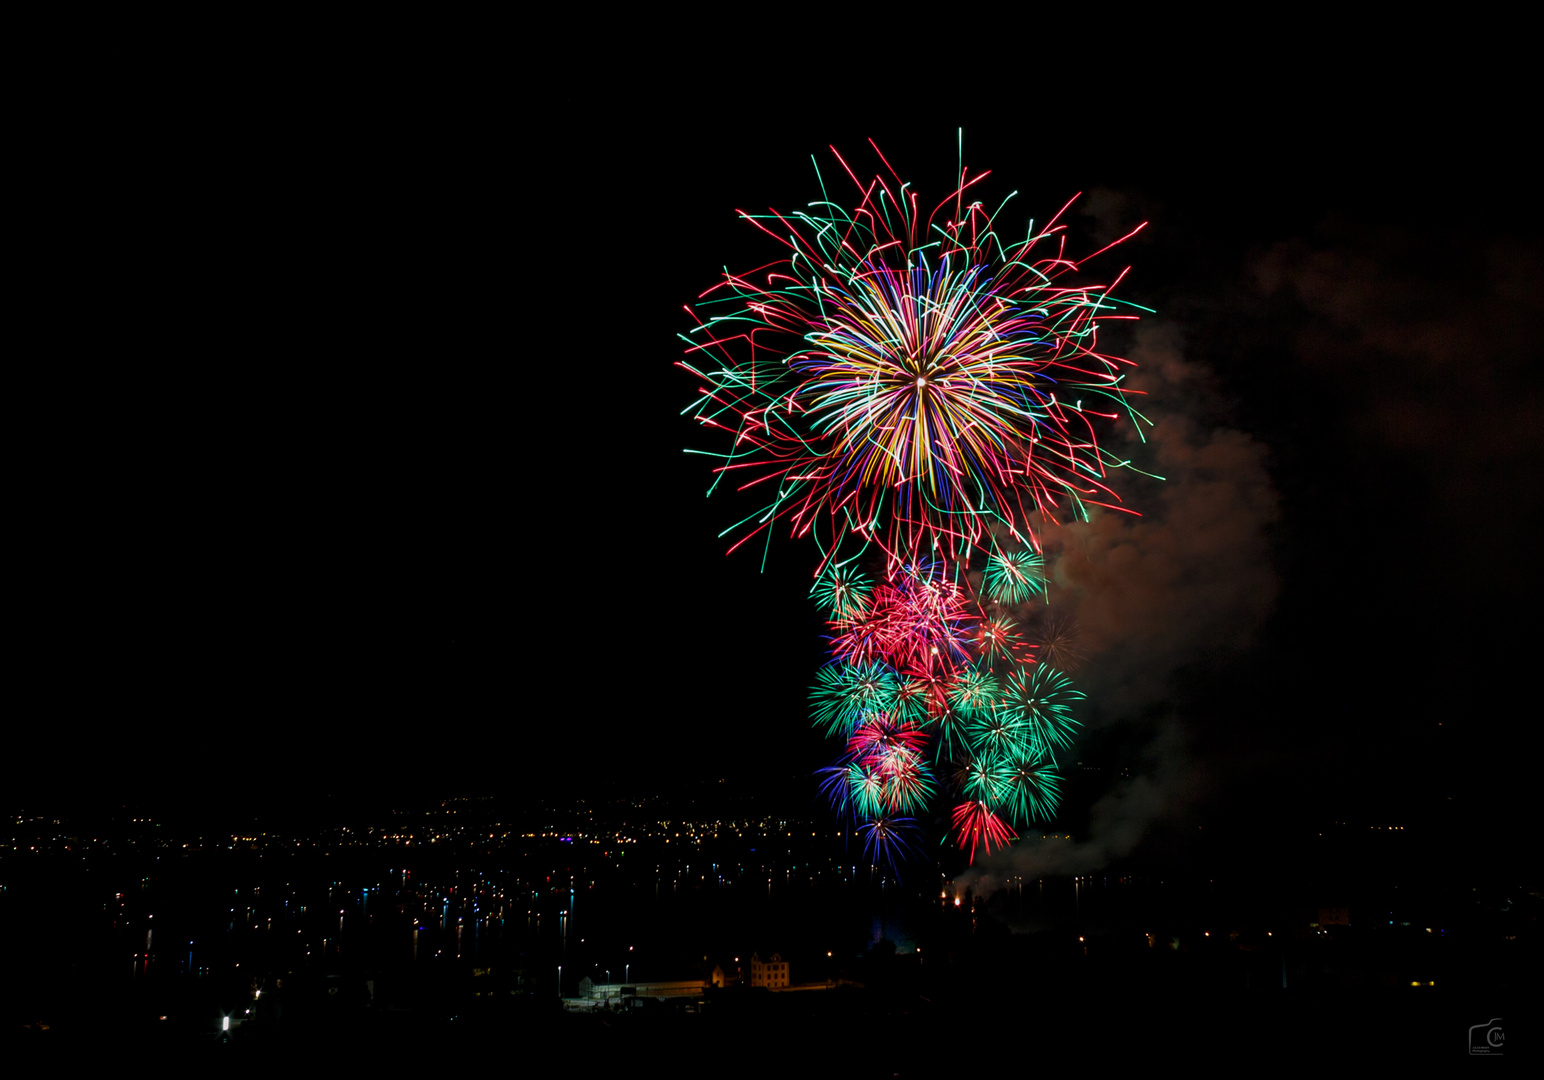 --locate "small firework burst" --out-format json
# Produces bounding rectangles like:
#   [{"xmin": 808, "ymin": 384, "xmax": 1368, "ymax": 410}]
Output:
[
  {"xmin": 1031, "ymin": 612, "xmax": 1085, "ymax": 671},
  {"xmin": 813, "ymin": 562, "xmax": 873, "ymax": 622},
  {"xmin": 859, "ymin": 816, "xmax": 921, "ymax": 869},
  {"xmin": 947, "ymin": 665, "xmax": 1001, "ymax": 718},
  {"xmin": 950, "ymin": 801, "xmax": 1017, "ymax": 863},
  {"xmin": 975, "ymin": 615, "xmax": 1024, "ymax": 664},
  {"xmin": 809, "ymin": 662, "xmax": 898, "ymax": 738},
  {"xmin": 1005, "ymin": 664, "xmax": 1084, "ymax": 753},
  {"xmin": 999, "ymin": 756, "xmax": 1061, "ymax": 826},
  {"xmin": 983, "ymin": 549, "xmax": 1047, "ymax": 606}
]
